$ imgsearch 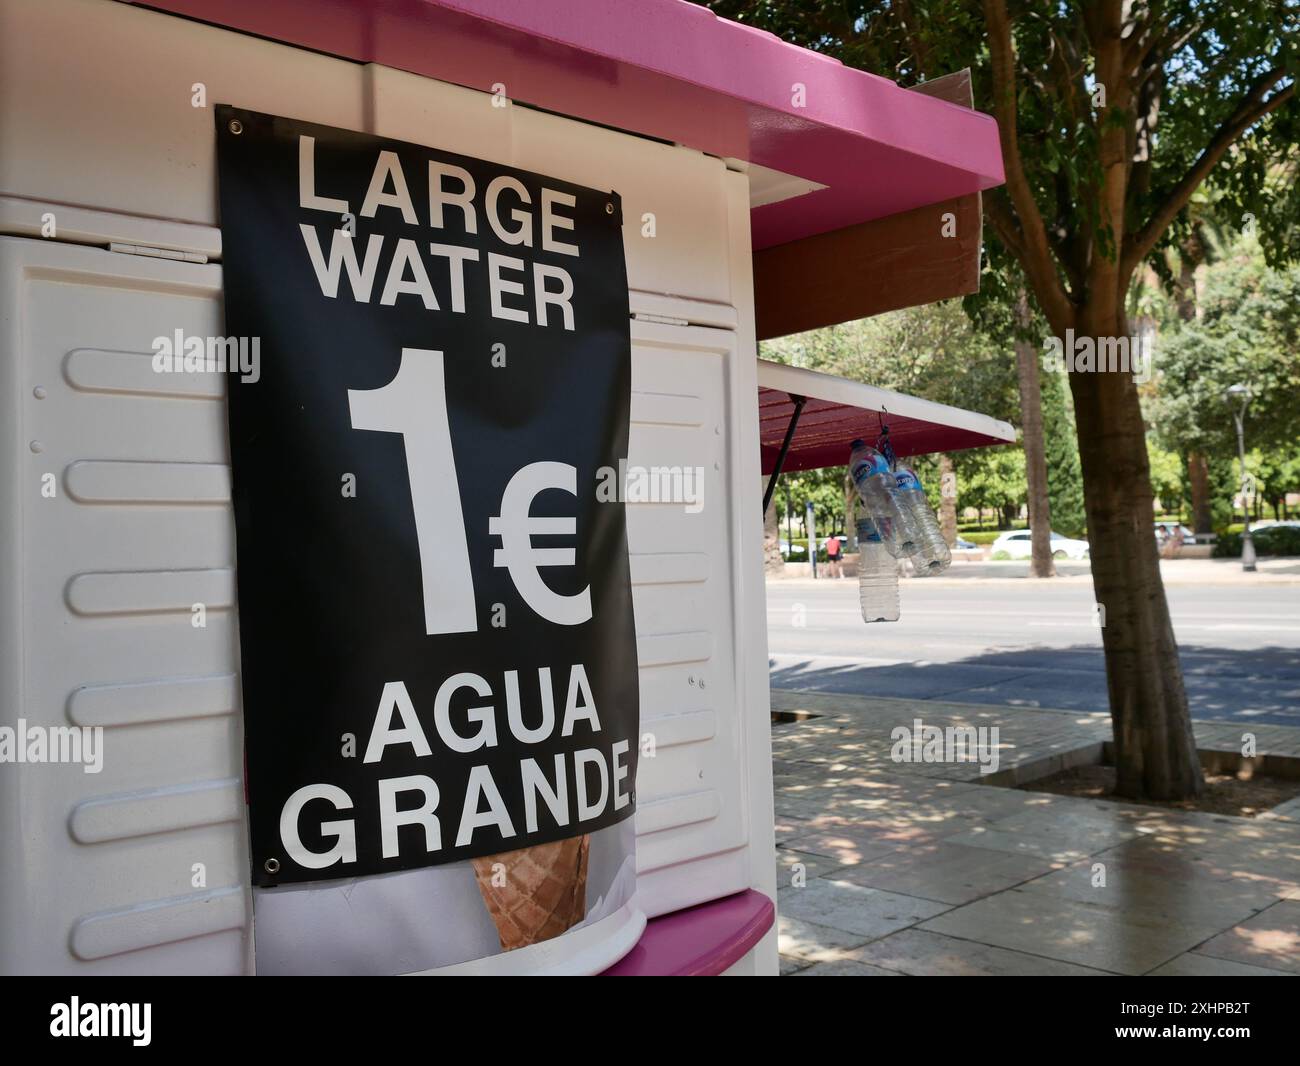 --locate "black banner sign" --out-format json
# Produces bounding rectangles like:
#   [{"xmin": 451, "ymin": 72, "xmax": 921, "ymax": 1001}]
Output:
[{"xmin": 216, "ymin": 106, "xmax": 639, "ymax": 888}]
